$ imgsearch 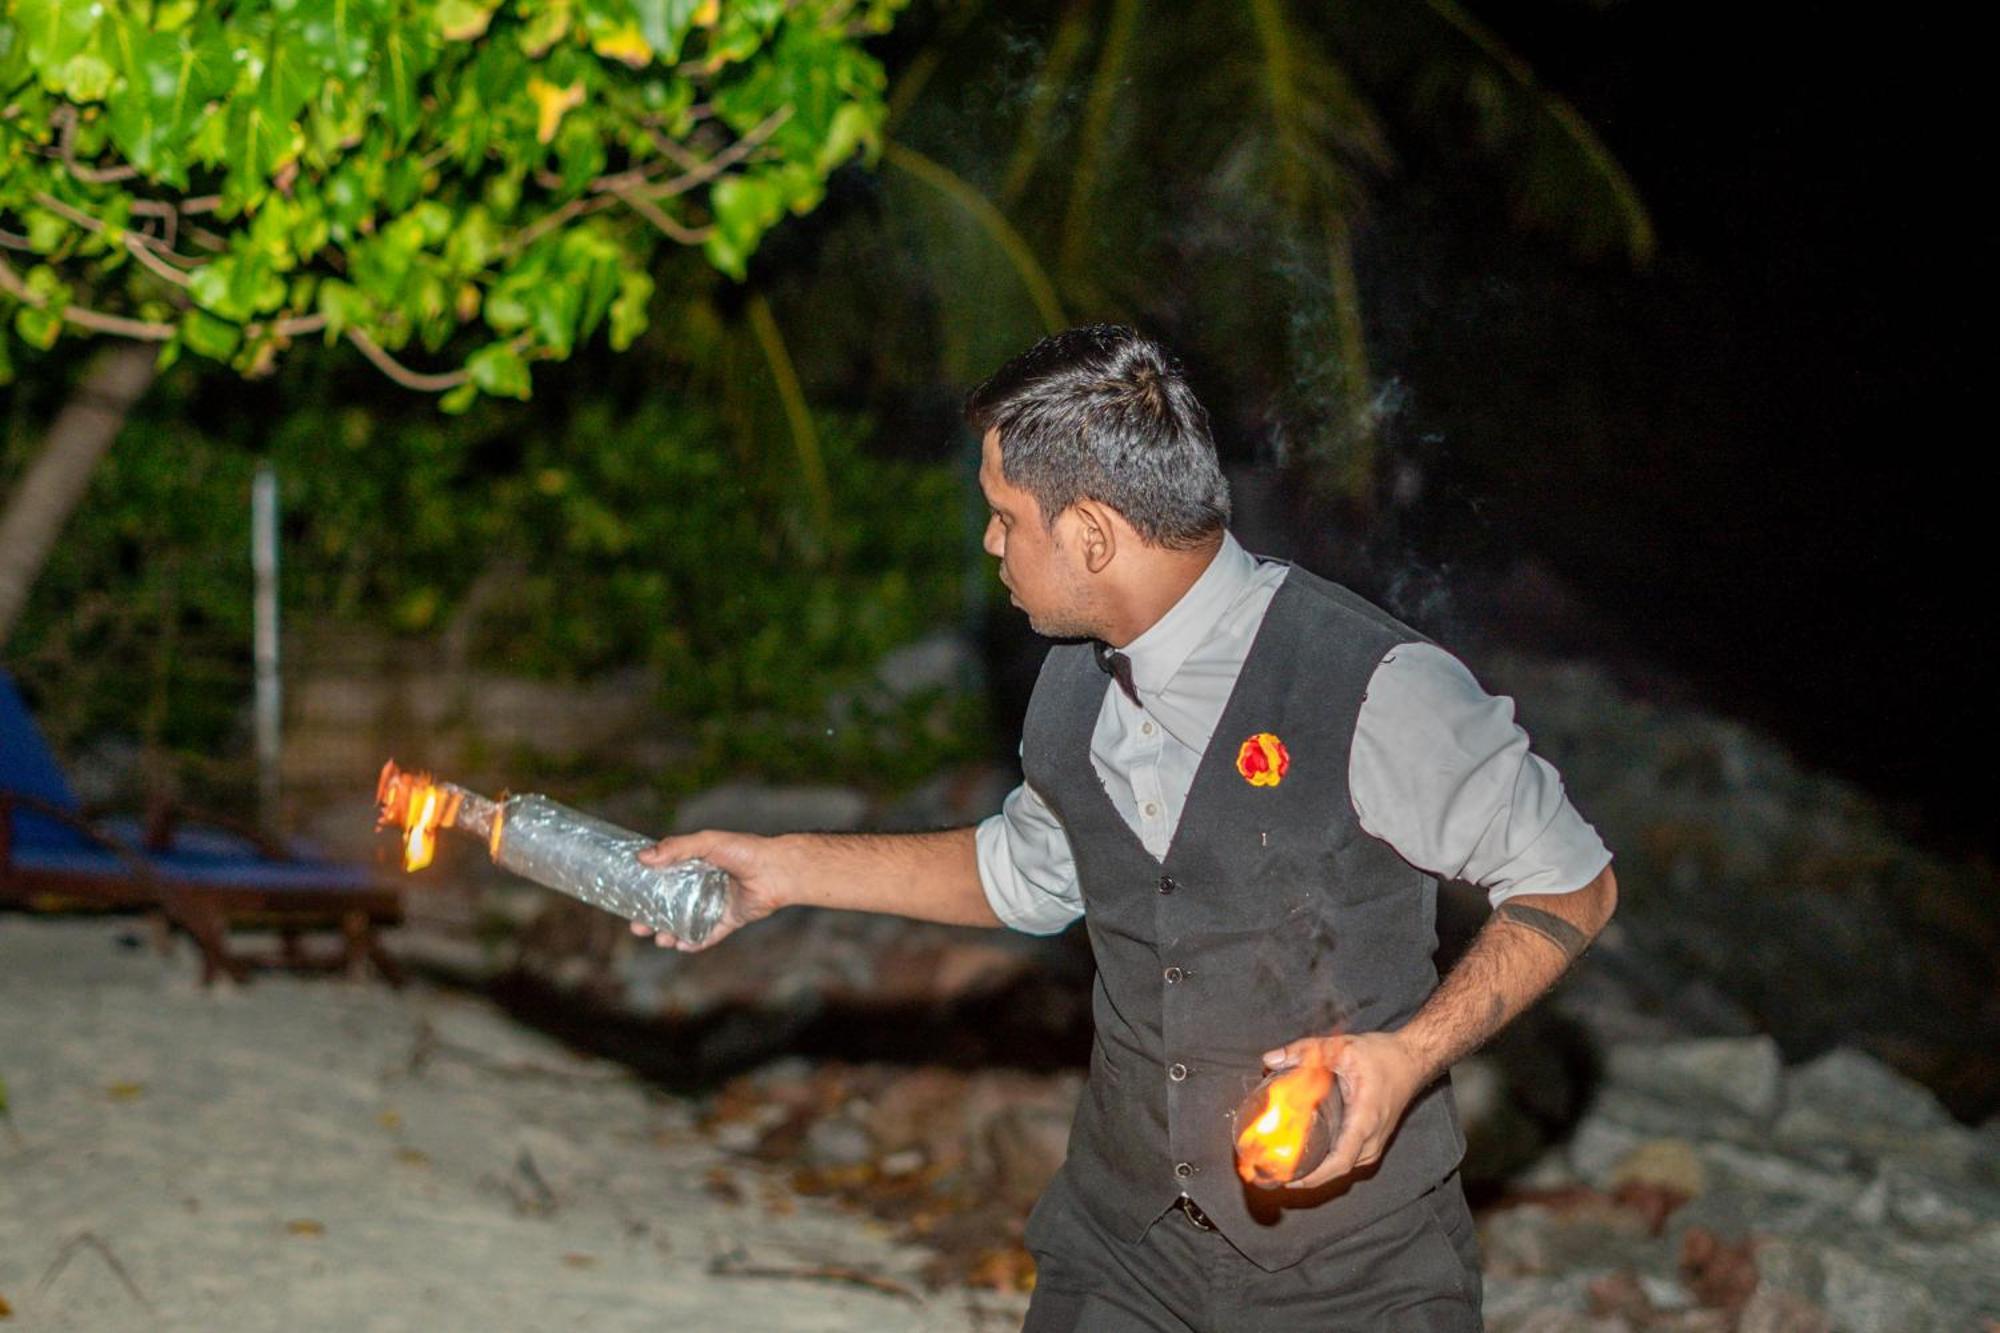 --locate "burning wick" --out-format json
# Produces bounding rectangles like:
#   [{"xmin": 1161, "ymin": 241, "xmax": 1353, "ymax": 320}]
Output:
[
  {"xmin": 1234, "ymin": 1056, "xmax": 1340, "ymax": 1188},
  {"xmin": 373, "ymin": 759, "xmax": 730, "ymax": 945},
  {"xmin": 374, "ymin": 761, "xmax": 467, "ymax": 872}
]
